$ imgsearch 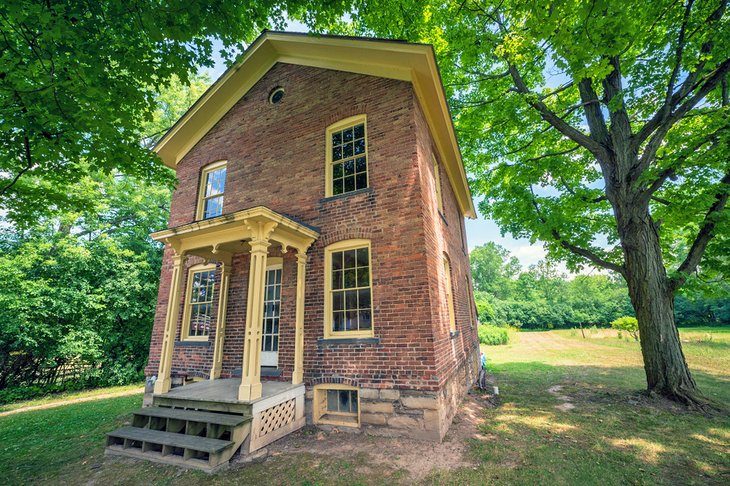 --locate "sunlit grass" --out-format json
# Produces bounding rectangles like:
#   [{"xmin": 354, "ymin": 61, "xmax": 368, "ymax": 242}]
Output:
[{"xmin": 0, "ymin": 383, "xmax": 144, "ymax": 413}]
